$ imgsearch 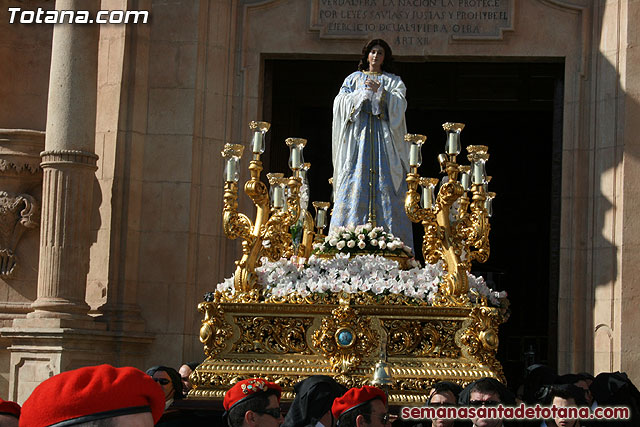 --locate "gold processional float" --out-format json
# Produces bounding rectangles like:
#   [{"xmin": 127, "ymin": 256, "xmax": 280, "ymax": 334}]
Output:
[{"xmin": 190, "ymin": 120, "xmax": 509, "ymax": 404}]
